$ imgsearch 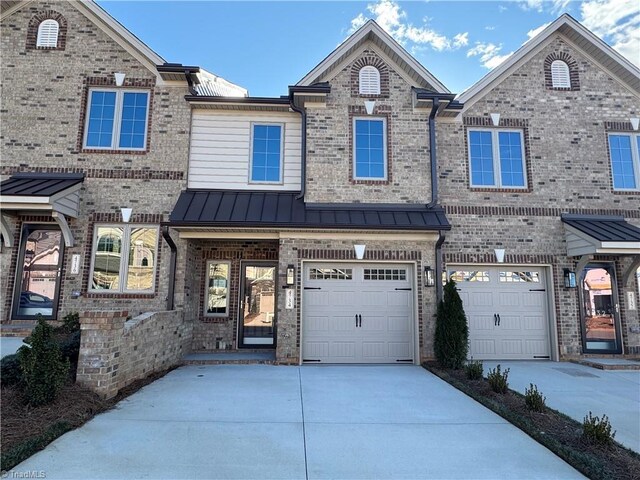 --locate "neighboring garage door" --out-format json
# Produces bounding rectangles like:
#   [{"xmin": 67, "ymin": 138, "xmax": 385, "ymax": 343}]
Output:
[
  {"xmin": 450, "ymin": 266, "xmax": 551, "ymax": 360},
  {"xmin": 302, "ymin": 263, "xmax": 414, "ymax": 364}
]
